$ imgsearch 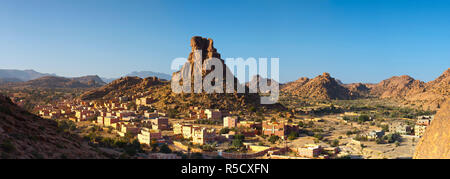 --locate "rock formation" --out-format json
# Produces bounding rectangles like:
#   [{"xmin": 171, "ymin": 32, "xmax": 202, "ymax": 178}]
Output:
[
  {"xmin": 172, "ymin": 36, "xmax": 240, "ymax": 93},
  {"xmin": 413, "ymin": 98, "xmax": 450, "ymax": 159}
]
